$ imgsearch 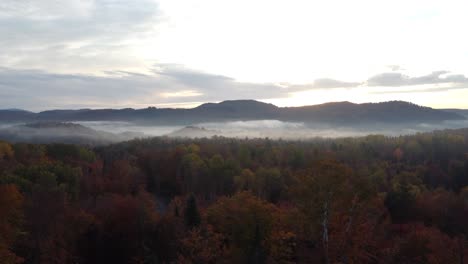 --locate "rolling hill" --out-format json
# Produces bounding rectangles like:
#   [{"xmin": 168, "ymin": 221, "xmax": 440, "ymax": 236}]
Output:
[
  {"xmin": 0, "ymin": 122, "xmax": 143, "ymax": 145},
  {"xmin": 0, "ymin": 100, "xmax": 464, "ymax": 125}
]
